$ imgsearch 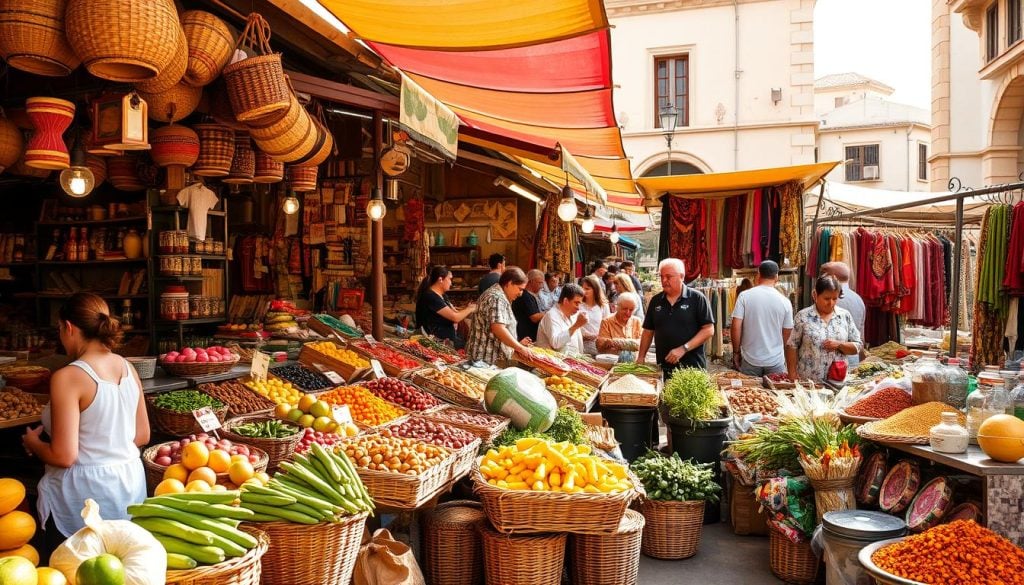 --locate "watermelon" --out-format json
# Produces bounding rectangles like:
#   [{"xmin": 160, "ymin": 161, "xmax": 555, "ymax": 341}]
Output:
[
  {"xmin": 878, "ymin": 460, "xmax": 920, "ymax": 514},
  {"xmin": 906, "ymin": 476, "xmax": 953, "ymax": 532},
  {"xmin": 945, "ymin": 501, "xmax": 983, "ymax": 524},
  {"xmin": 855, "ymin": 451, "xmax": 888, "ymax": 506},
  {"xmin": 484, "ymin": 368, "xmax": 557, "ymax": 431}
]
